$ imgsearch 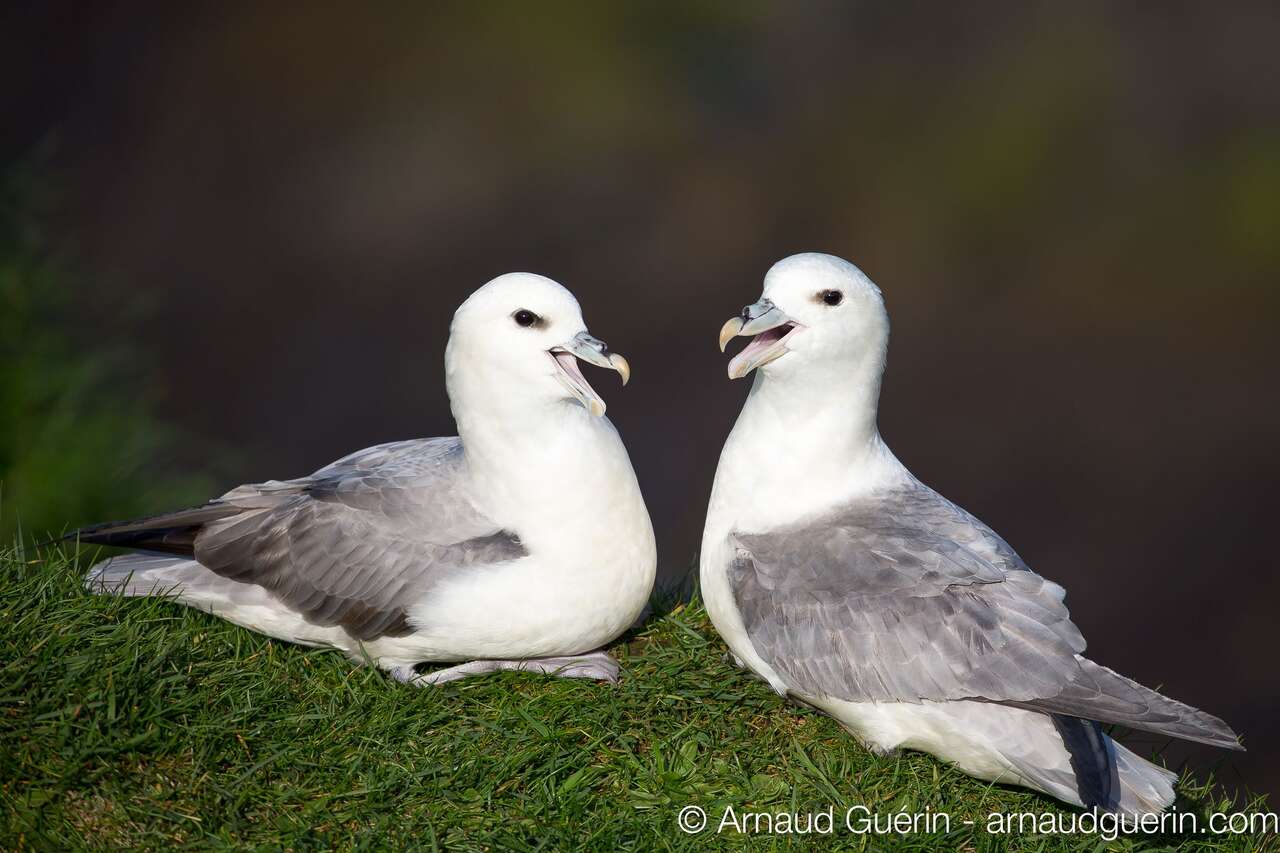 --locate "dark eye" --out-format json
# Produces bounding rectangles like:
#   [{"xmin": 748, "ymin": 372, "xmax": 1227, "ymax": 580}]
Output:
[
  {"xmin": 820, "ymin": 289, "xmax": 843, "ymax": 306},
  {"xmin": 513, "ymin": 309, "xmax": 539, "ymax": 327}
]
